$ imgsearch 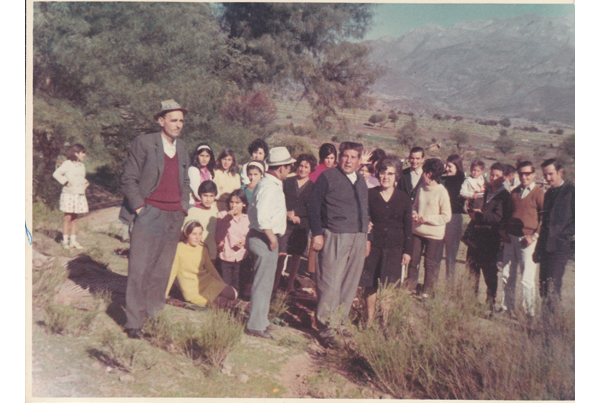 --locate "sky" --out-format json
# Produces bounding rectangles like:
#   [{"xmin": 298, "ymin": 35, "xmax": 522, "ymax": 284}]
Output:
[{"xmin": 365, "ymin": 3, "xmax": 575, "ymax": 40}]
